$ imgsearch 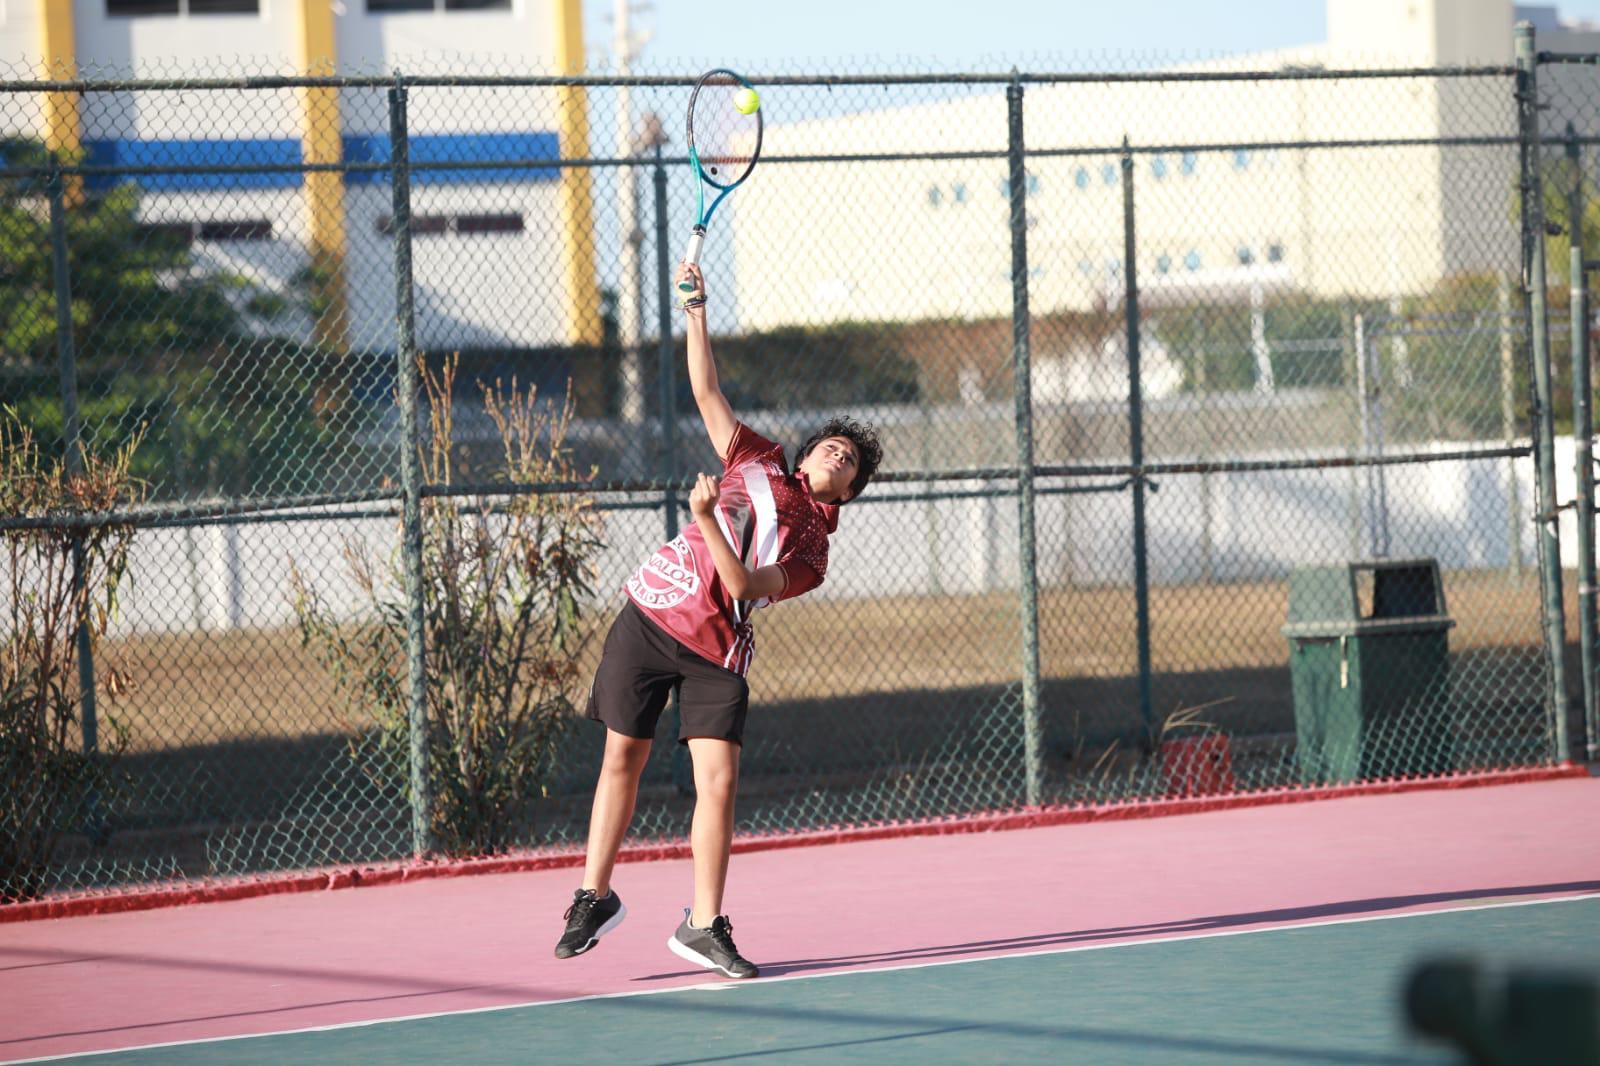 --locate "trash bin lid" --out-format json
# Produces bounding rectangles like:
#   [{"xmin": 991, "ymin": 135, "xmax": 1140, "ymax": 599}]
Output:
[
  {"xmin": 1282, "ymin": 617, "xmax": 1456, "ymax": 639},
  {"xmin": 1286, "ymin": 558, "xmax": 1450, "ymax": 629}
]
